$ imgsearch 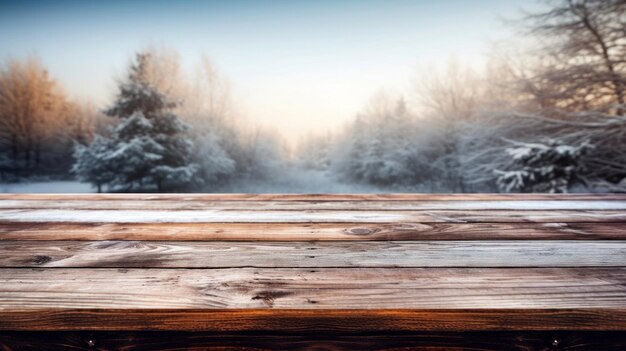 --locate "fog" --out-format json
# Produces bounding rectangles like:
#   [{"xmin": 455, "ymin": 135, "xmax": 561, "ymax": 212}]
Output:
[{"xmin": 1, "ymin": 0, "xmax": 625, "ymax": 193}]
